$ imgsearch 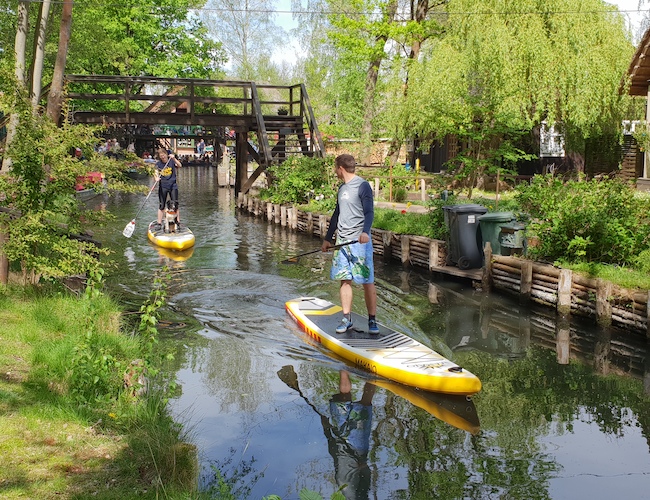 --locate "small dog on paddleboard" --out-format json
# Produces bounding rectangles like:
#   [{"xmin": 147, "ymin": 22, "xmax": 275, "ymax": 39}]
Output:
[{"xmin": 163, "ymin": 200, "xmax": 179, "ymax": 233}]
